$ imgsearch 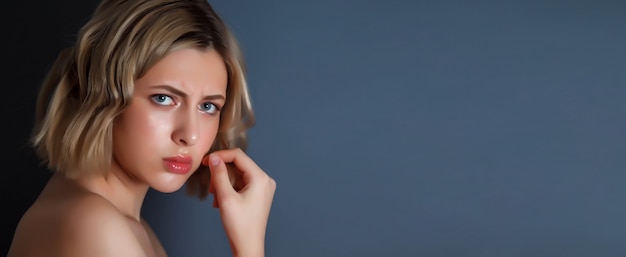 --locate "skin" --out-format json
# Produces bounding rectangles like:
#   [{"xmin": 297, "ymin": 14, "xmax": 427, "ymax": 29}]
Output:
[{"xmin": 8, "ymin": 47, "xmax": 276, "ymax": 257}]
